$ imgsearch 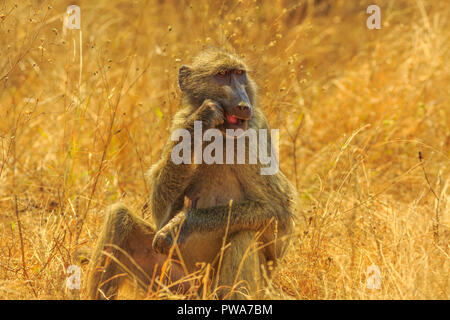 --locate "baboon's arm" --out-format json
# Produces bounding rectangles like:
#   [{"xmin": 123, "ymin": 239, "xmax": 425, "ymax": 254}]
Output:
[
  {"xmin": 148, "ymin": 149, "xmax": 193, "ymax": 230},
  {"xmin": 148, "ymin": 144, "xmax": 191, "ymax": 228},
  {"xmin": 198, "ymin": 171, "xmax": 295, "ymax": 234},
  {"xmin": 153, "ymin": 172, "xmax": 296, "ymax": 253},
  {"xmin": 188, "ymin": 199, "xmax": 292, "ymax": 233},
  {"xmin": 149, "ymin": 100, "xmax": 225, "ymax": 229}
]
